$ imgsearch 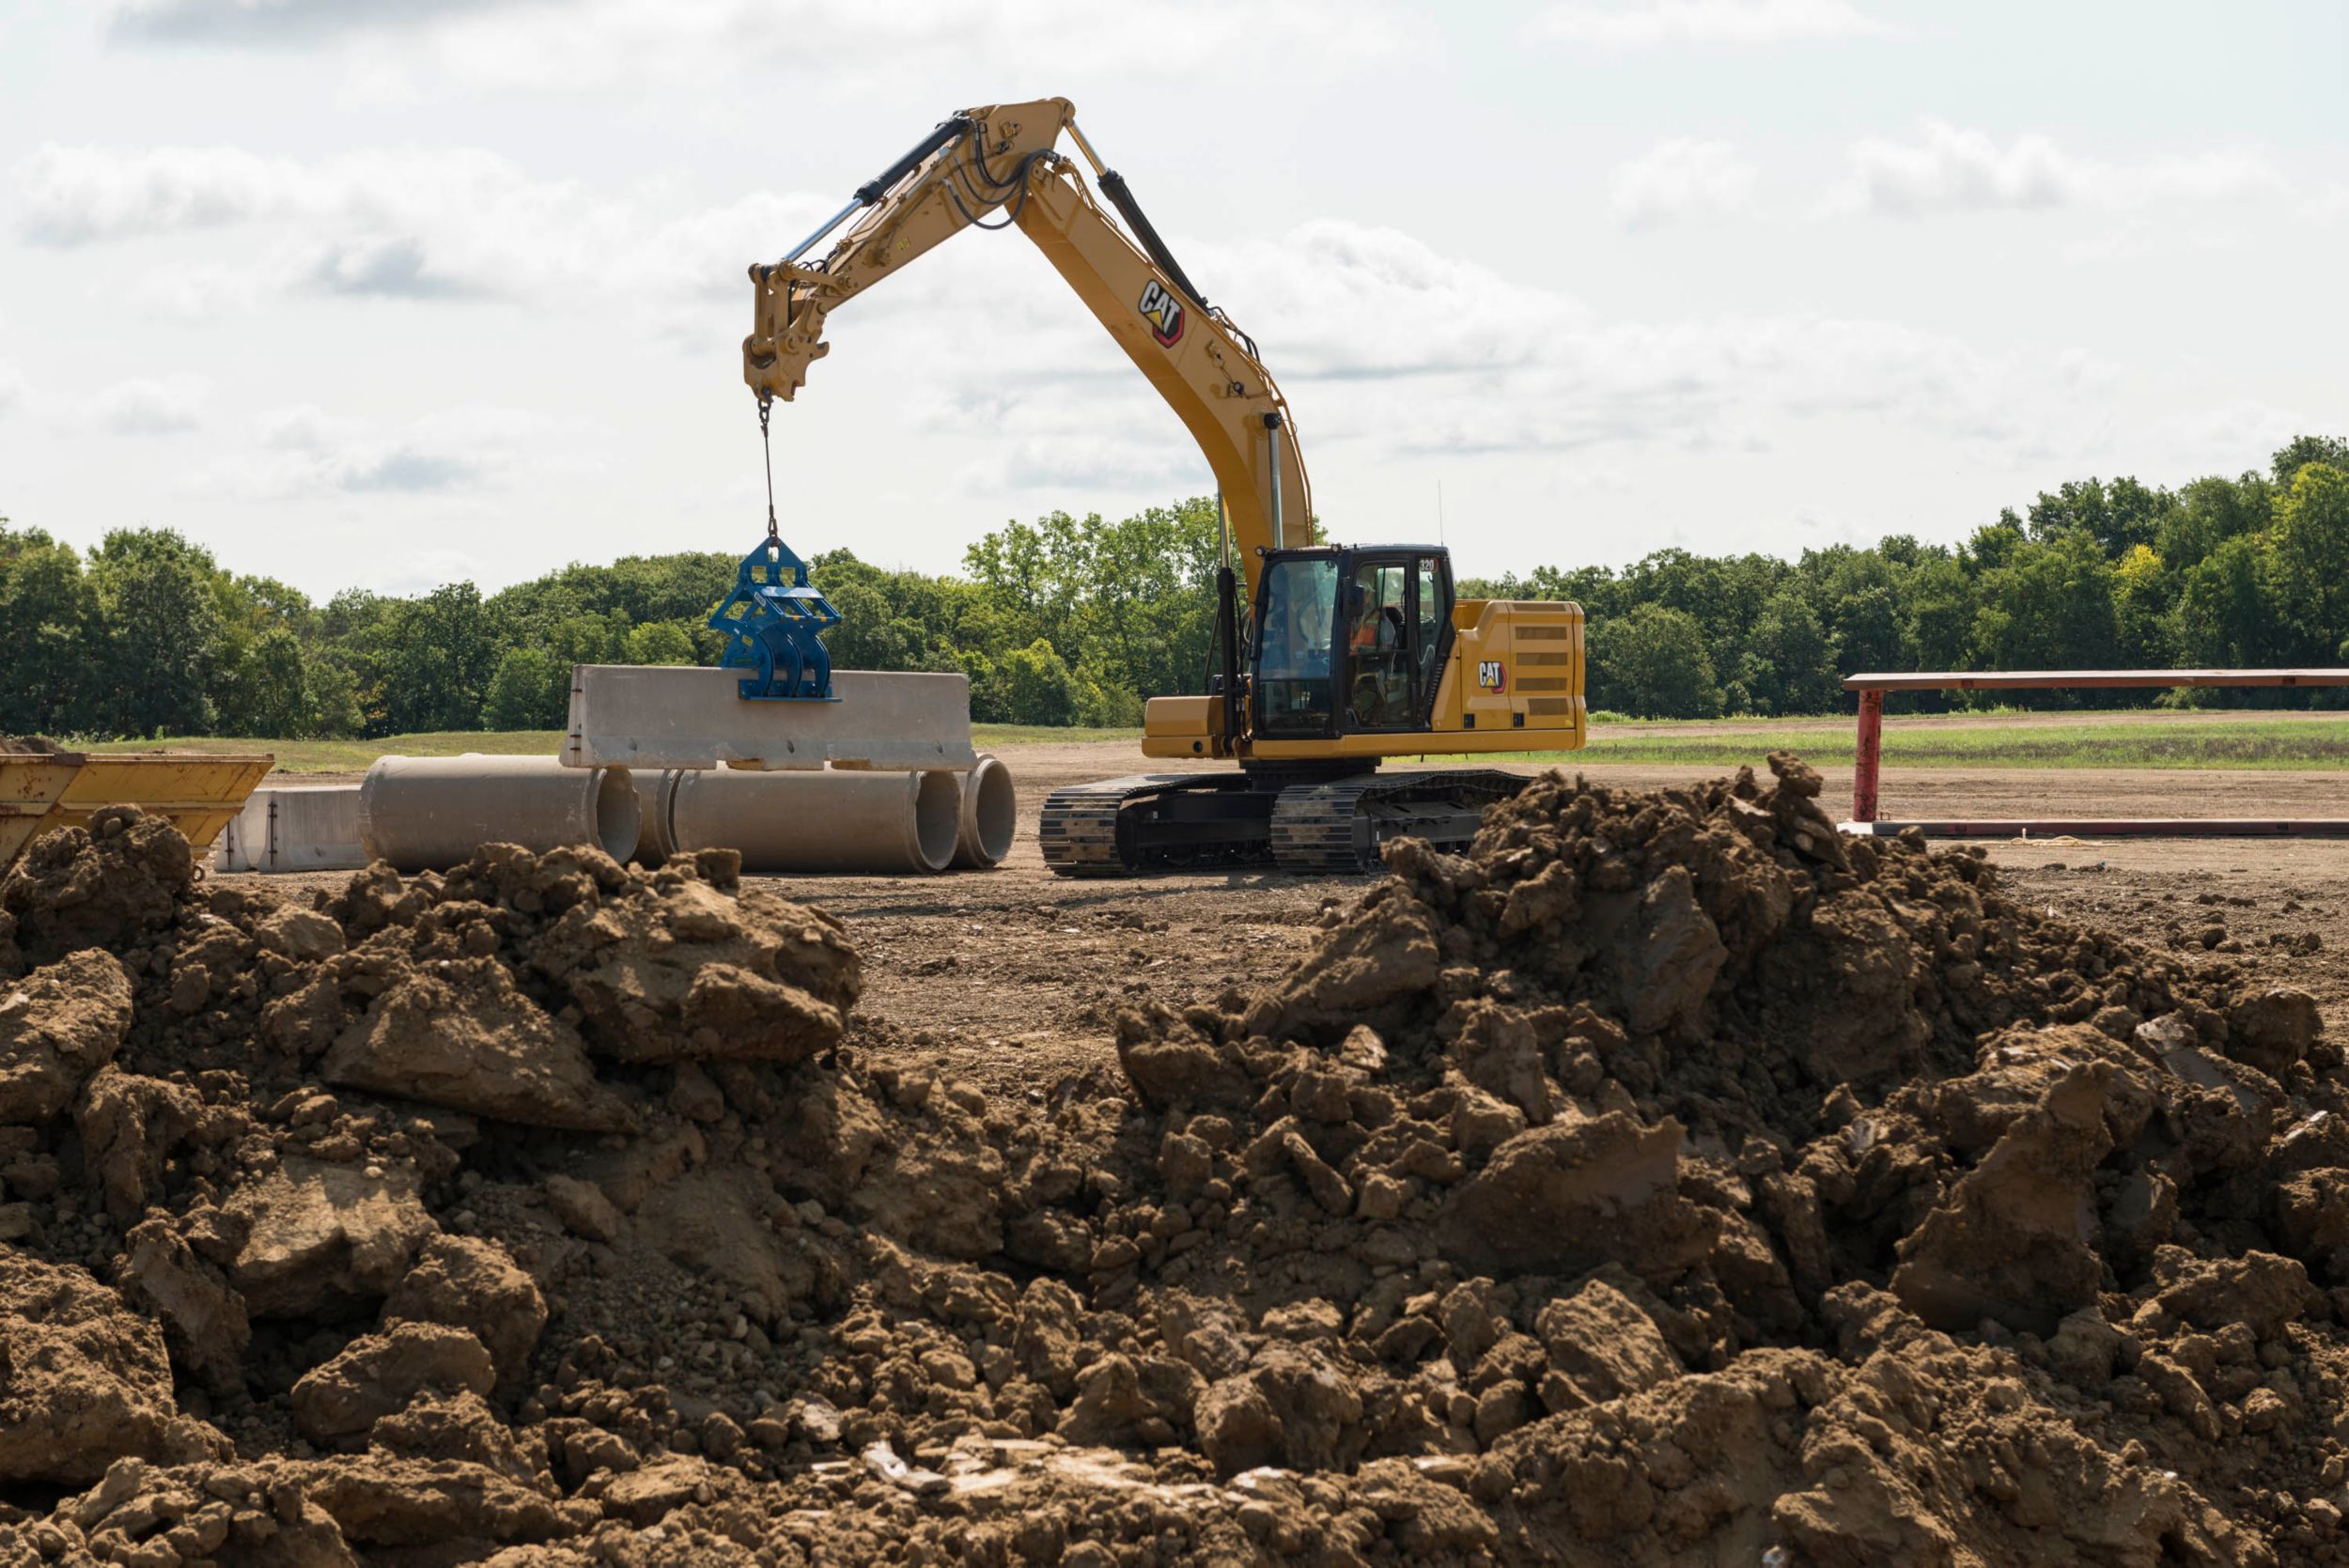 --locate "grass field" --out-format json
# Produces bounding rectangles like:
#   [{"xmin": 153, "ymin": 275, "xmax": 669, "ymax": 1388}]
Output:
[
  {"xmin": 1495, "ymin": 714, "xmax": 2349, "ymax": 770},
  {"xmin": 78, "ymin": 712, "xmax": 2349, "ymax": 773},
  {"xmin": 81, "ymin": 723, "xmax": 1146, "ymax": 773}
]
